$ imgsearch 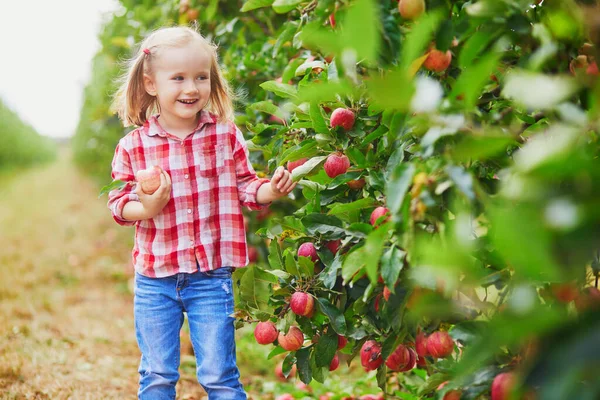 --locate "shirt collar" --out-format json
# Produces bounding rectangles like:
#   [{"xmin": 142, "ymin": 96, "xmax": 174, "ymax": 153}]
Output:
[{"xmin": 144, "ymin": 110, "xmax": 218, "ymax": 137}]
